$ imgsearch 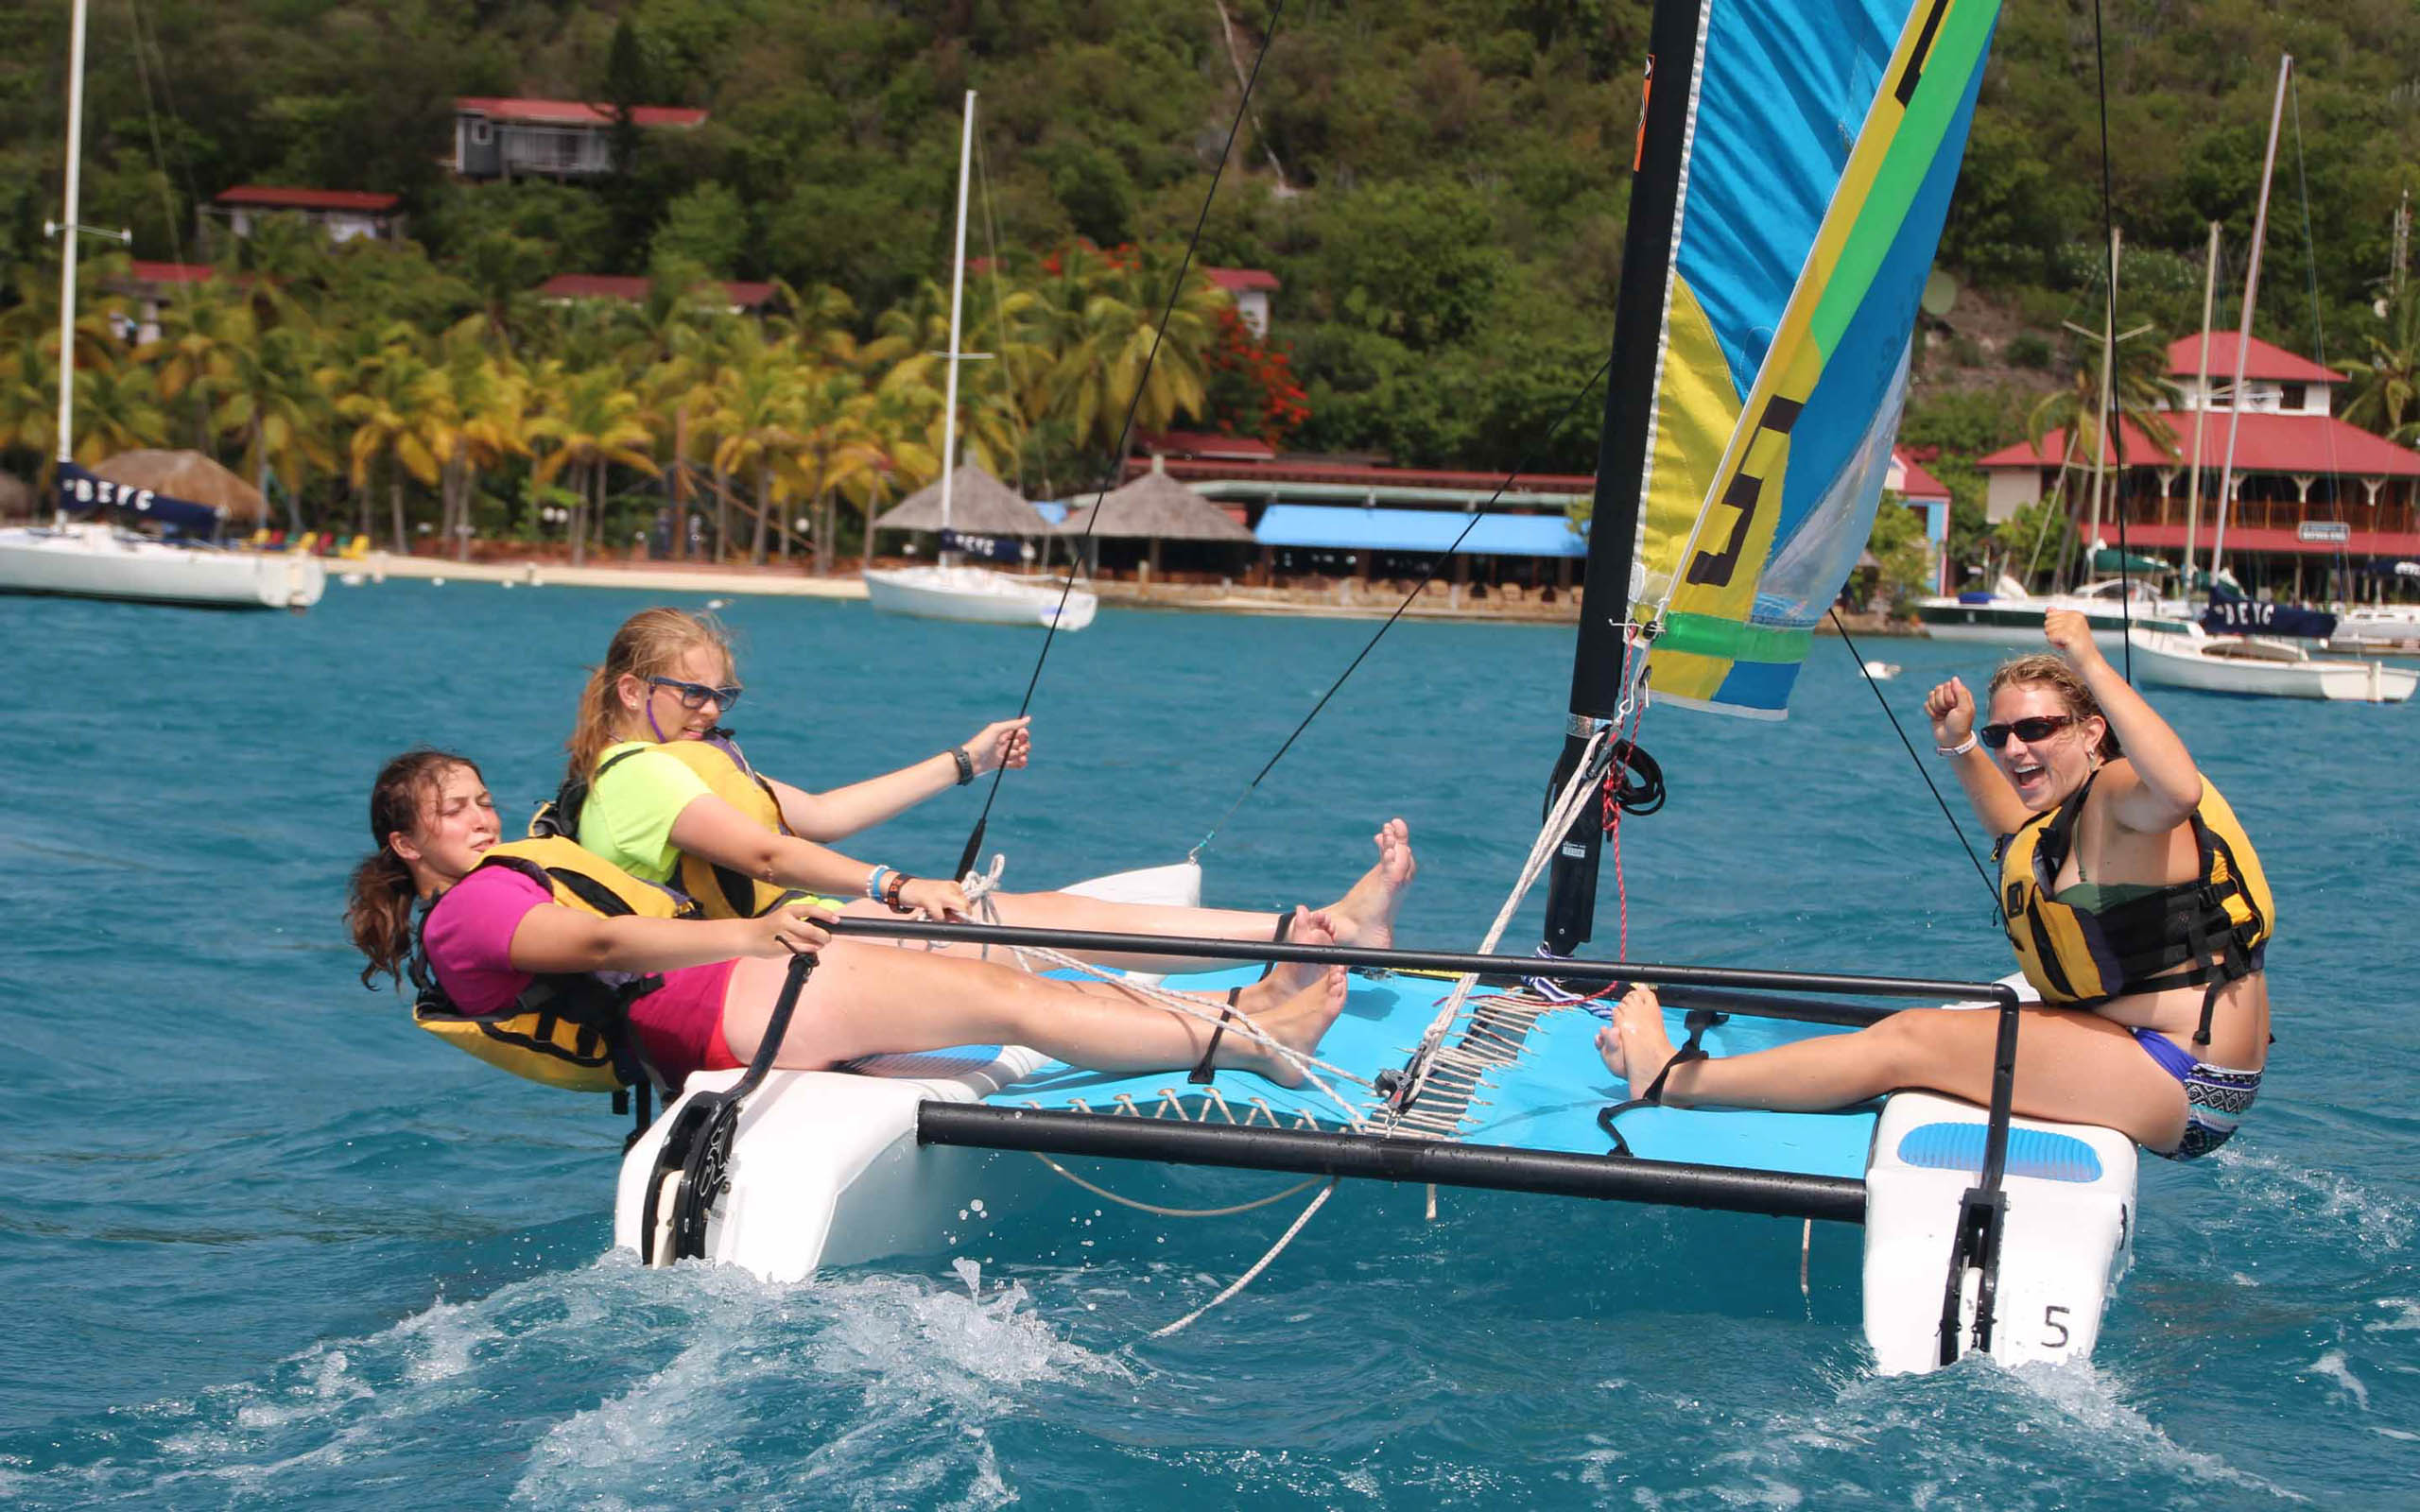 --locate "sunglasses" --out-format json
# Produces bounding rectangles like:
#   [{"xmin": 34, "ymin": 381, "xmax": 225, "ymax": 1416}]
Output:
[
  {"xmin": 1979, "ymin": 713, "xmax": 2075, "ymax": 749},
  {"xmin": 648, "ymin": 676, "xmax": 744, "ymax": 713}
]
